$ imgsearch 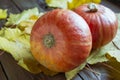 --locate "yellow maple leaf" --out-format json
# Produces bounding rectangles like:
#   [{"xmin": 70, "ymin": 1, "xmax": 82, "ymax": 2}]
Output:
[
  {"xmin": 45, "ymin": 0, "xmax": 101, "ymax": 9},
  {"xmin": 45, "ymin": 0, "xmax": 68, "ymax": 9},
  {"xmin": 68, "ymin": 0, "xmax": 101, "ymax": 9},
  {"xmin": 0, "ymin": 9, "xmax": 7, "ymax": 19}
]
